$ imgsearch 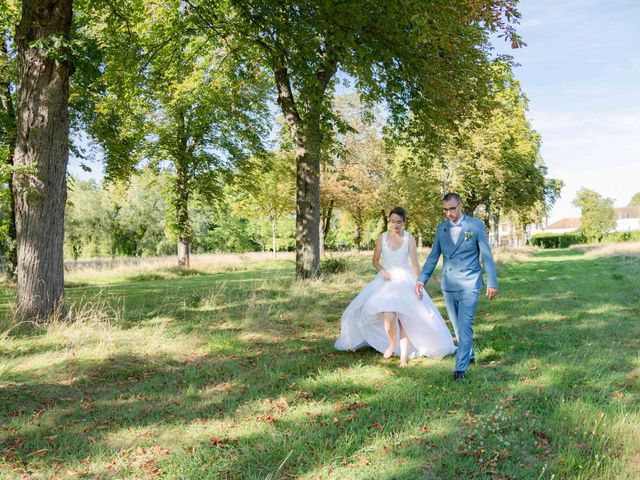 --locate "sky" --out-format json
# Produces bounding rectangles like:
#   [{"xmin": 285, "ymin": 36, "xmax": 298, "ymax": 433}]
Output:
[
  {"xmin": 68, "ymin": 0, "xmax": 640, "ymax": 224},
  {"xmin": 491, "ymin": 0, "xmax": 640, "ymax": 223}
]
